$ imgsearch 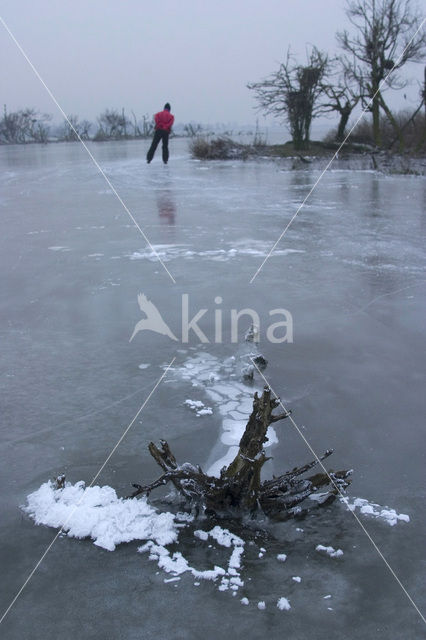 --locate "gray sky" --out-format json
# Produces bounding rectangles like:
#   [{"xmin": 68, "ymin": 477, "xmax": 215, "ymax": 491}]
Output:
[{"xmin": 0, "ymin": 0, "xmax": 424, "ymax": 129}]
